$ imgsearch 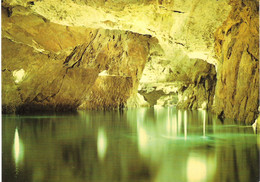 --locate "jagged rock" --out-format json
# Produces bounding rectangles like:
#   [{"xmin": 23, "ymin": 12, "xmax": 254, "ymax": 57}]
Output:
[
  {"xmin": 2, "ymin": 0, "xmax": 258, "ymax": 125},
  {"xmin": 2, "ymin": 0, "xmax": 231, "ymax": 64},
  {"xmin": 2, "ymin": 38, "xmax": 99, "ymax": 113},
  {"xmin": 138, "ymin": 82, "xmax": 180, "ymax": 106},
  {"xmin": 2, "ymin": 22, "xmax": 154, "ymax": 112},
  {"xmin": 79, "ymin": 76, "xmax": 132, "ymax": 110},
  {"xmin": 139, "ymin": 58, "xmax": 216, "ymax": 109},
  {"xmin": 177, "ymin": 59, "xmax": 216, "ymax": 110},
  {"xmin": 126, "ymin": 93, "xmax": 150, "ymax": 108},
  {"xmin": 252, "ymin": 115, "xmax": 260, "ymax": 134},
  {"xmin": 214, "ymin": 0, "xmax": 259, "ymax": 124}
]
